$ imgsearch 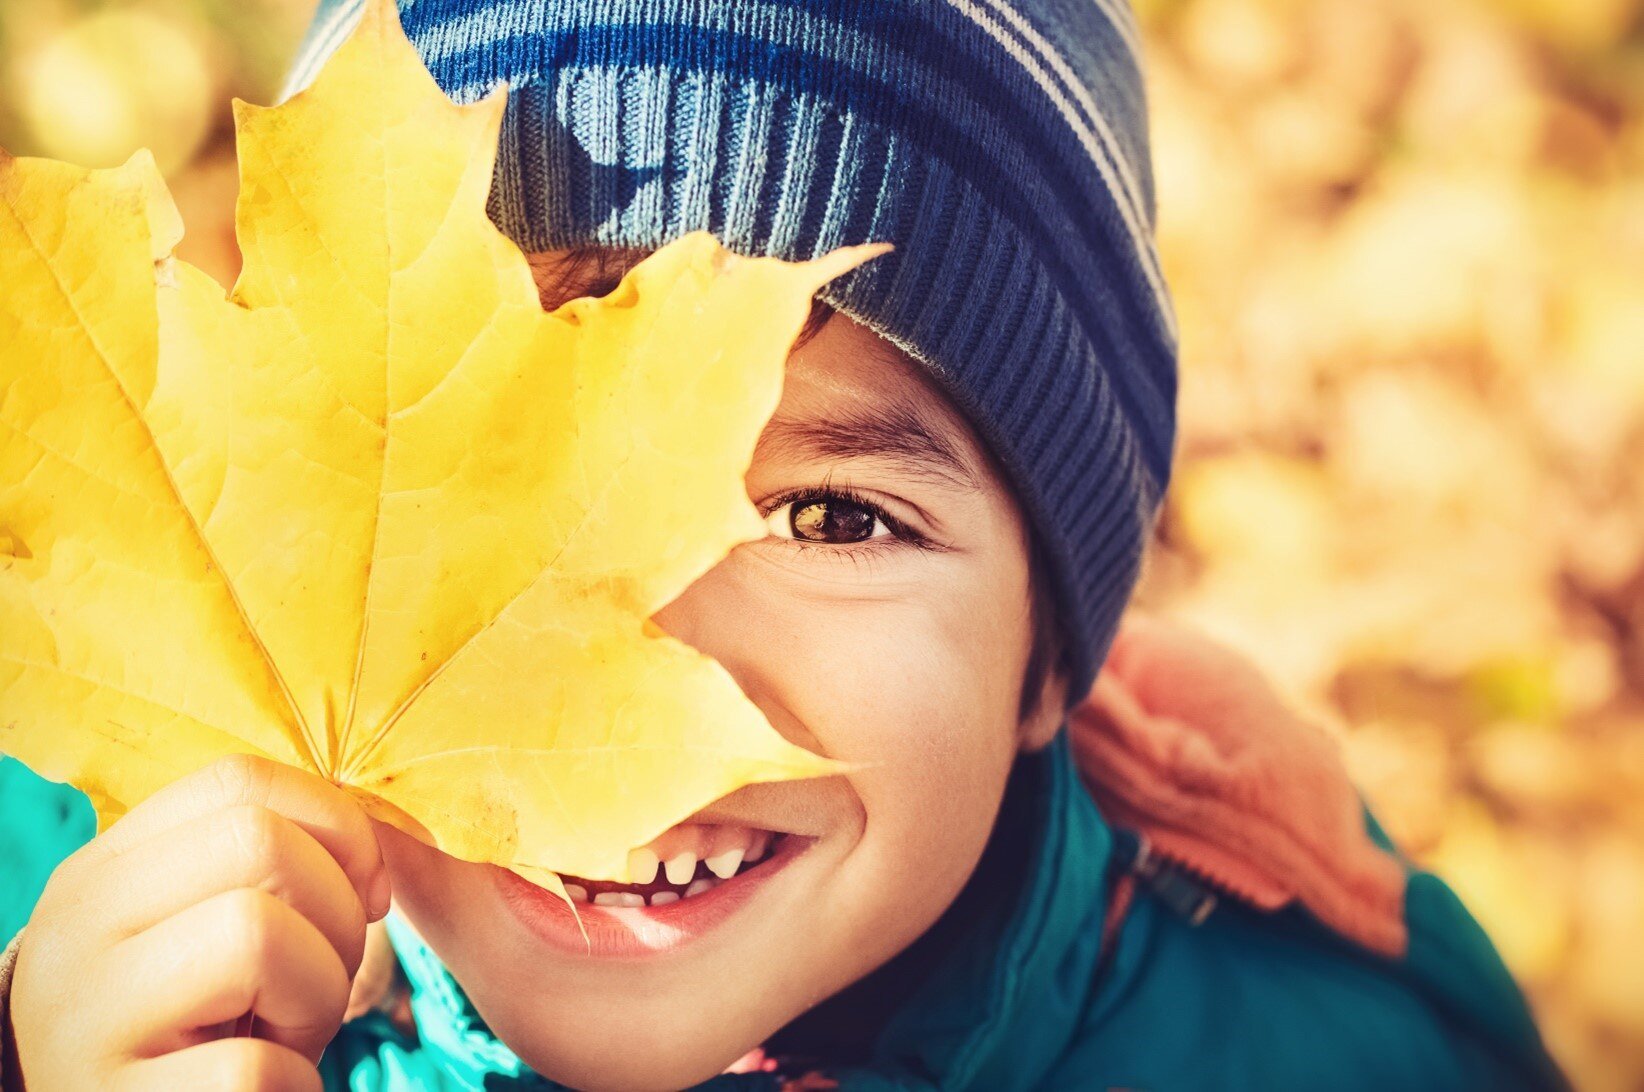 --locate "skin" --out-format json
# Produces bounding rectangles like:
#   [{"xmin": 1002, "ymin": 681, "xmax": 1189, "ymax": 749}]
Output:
[{"xmin": 6, "ymin": 248, "xmax": 1067, "ymax": 1092}]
